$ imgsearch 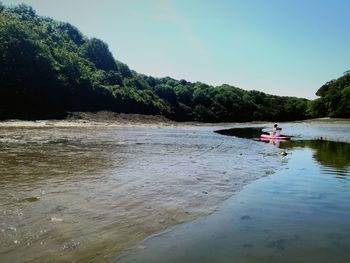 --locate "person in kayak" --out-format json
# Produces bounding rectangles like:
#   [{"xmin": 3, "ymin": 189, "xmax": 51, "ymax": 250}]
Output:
[{"xmin": 271, "ymin": 123, "xmax": 282, "ymax": 137}]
